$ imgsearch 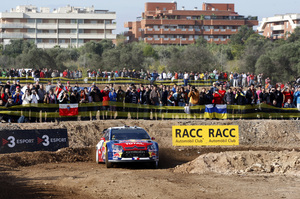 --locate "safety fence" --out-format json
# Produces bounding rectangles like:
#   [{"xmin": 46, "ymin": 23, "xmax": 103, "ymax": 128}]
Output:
[
  {"xmin": 0, "ymin": 102, "xmax": 299, "ymax": 123},
  {"xmin": 0, "ymin": 77, "xmax": 226, "ymax": 86}
]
